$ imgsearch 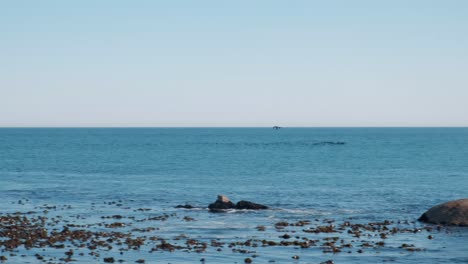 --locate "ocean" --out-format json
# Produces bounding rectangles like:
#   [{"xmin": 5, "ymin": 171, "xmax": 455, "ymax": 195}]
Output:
[{"xmin": 0, "ymin": 128, "xmax": 467, "ymax": 263}]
